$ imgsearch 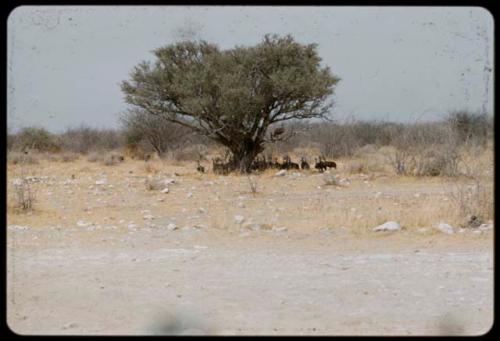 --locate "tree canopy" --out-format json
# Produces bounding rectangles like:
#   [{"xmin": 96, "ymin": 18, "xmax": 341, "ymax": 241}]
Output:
[{"xmin": 121, "ymin": 34, "xmax": 340, "ymax": 171}]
